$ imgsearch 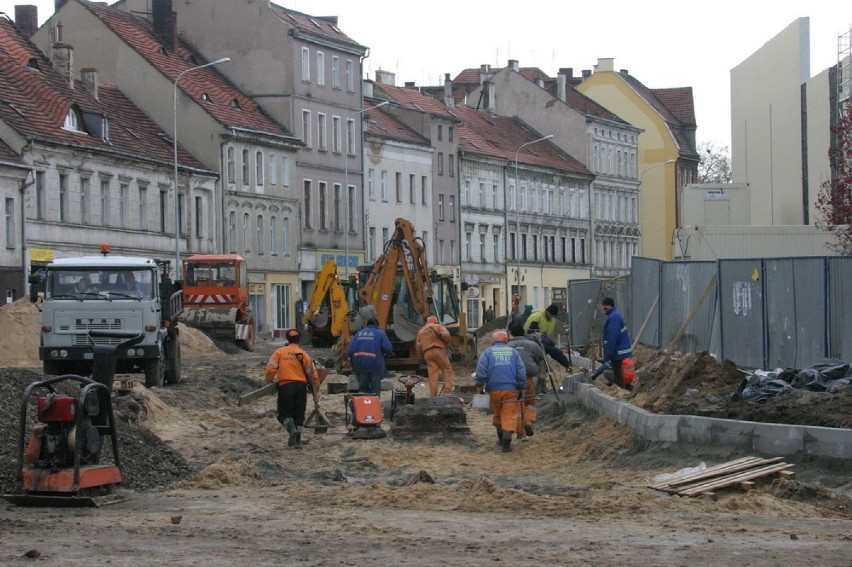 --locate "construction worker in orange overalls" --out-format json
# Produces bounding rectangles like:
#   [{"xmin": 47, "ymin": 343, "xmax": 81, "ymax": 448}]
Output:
[
  {"xmin": 265, "ymin": 329, "xmax": 319, "ymax": 449},
  {"xmin": 474, "ymin": 330, "xmax": 527, "ymax": 453},
  {"xmin": 415, "ymin": 315, "xmax": 455, "ymax": 396},
  {"xmin": 507, "ymin": 323, "xmax": 545, "ymax": 439}
]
